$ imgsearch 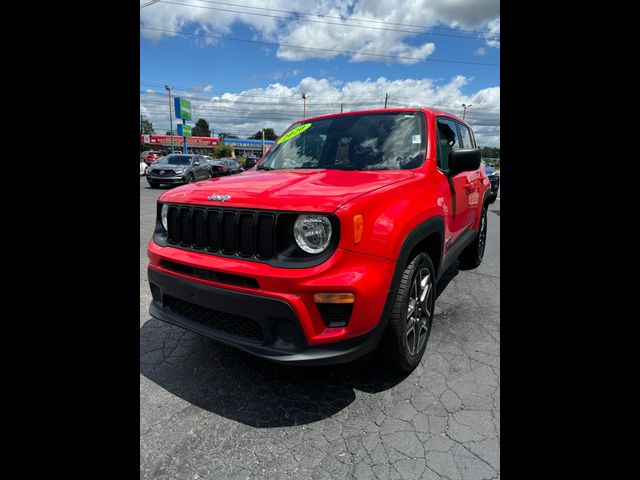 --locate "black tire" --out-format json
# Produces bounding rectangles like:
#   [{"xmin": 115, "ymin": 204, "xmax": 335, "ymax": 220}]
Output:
[
  {"xmin": 382, "ymin": 252, "xmax": 436, "ymax": 372},
  {"xmin": 148, "ymin": 181, "xmax": 159, "ymax": 189},
  {"xmin": 459, "ymin": 205, "xmax": 487, "ymax": 269},
  {"xmin": 187, "ymin": 173, "xmax": 195, "ymax": 183}
]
